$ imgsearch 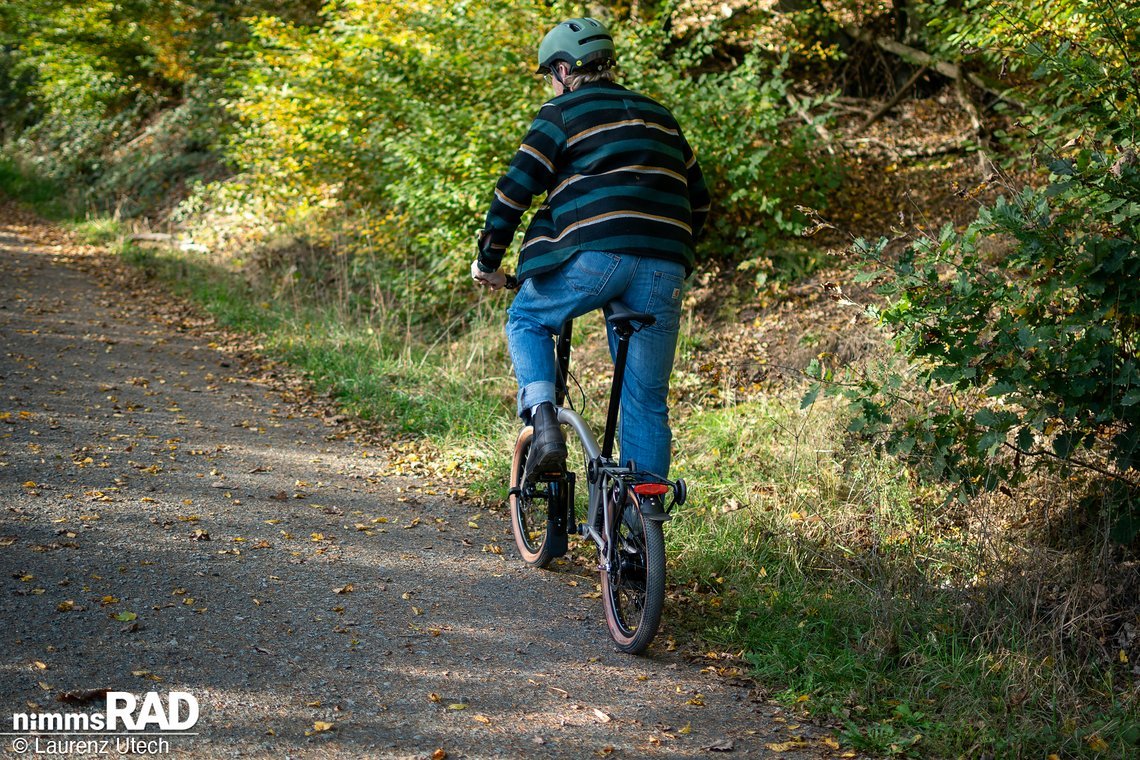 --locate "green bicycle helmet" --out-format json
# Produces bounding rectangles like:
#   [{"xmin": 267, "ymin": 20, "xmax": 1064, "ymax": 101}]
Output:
[{"xmin": 536, "ymin": 17, "xmax": 616, "ymax": 74}]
